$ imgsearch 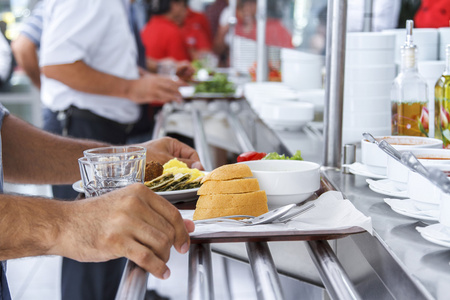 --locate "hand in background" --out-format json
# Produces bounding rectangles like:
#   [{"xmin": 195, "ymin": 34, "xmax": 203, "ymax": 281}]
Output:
[{"xmin": 138, "ymin": 137, "xmax": 203, "ymax": 170}]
